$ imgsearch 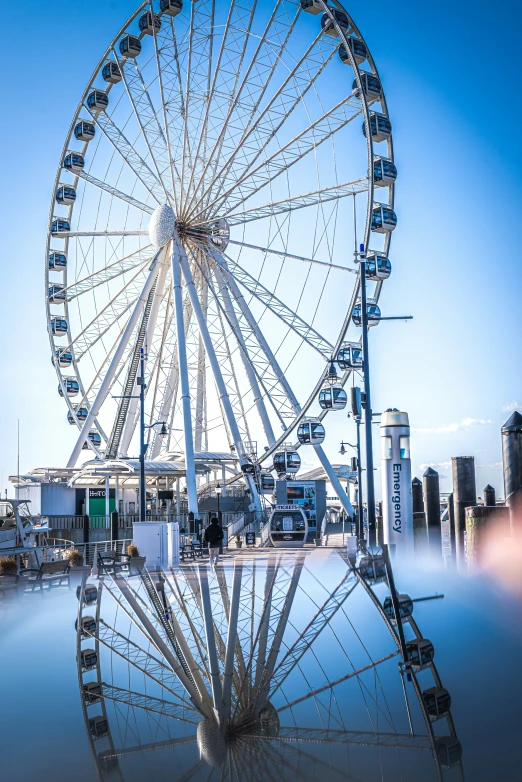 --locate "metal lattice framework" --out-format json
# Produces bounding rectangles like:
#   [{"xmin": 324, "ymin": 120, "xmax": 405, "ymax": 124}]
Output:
[
  {"xmin": 46, "ymin": 0, "xmax": 396, "ymax": 514},
  {"xmin": 76, "ymin": 551, "xmax": 463, "ymax": 780}
]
